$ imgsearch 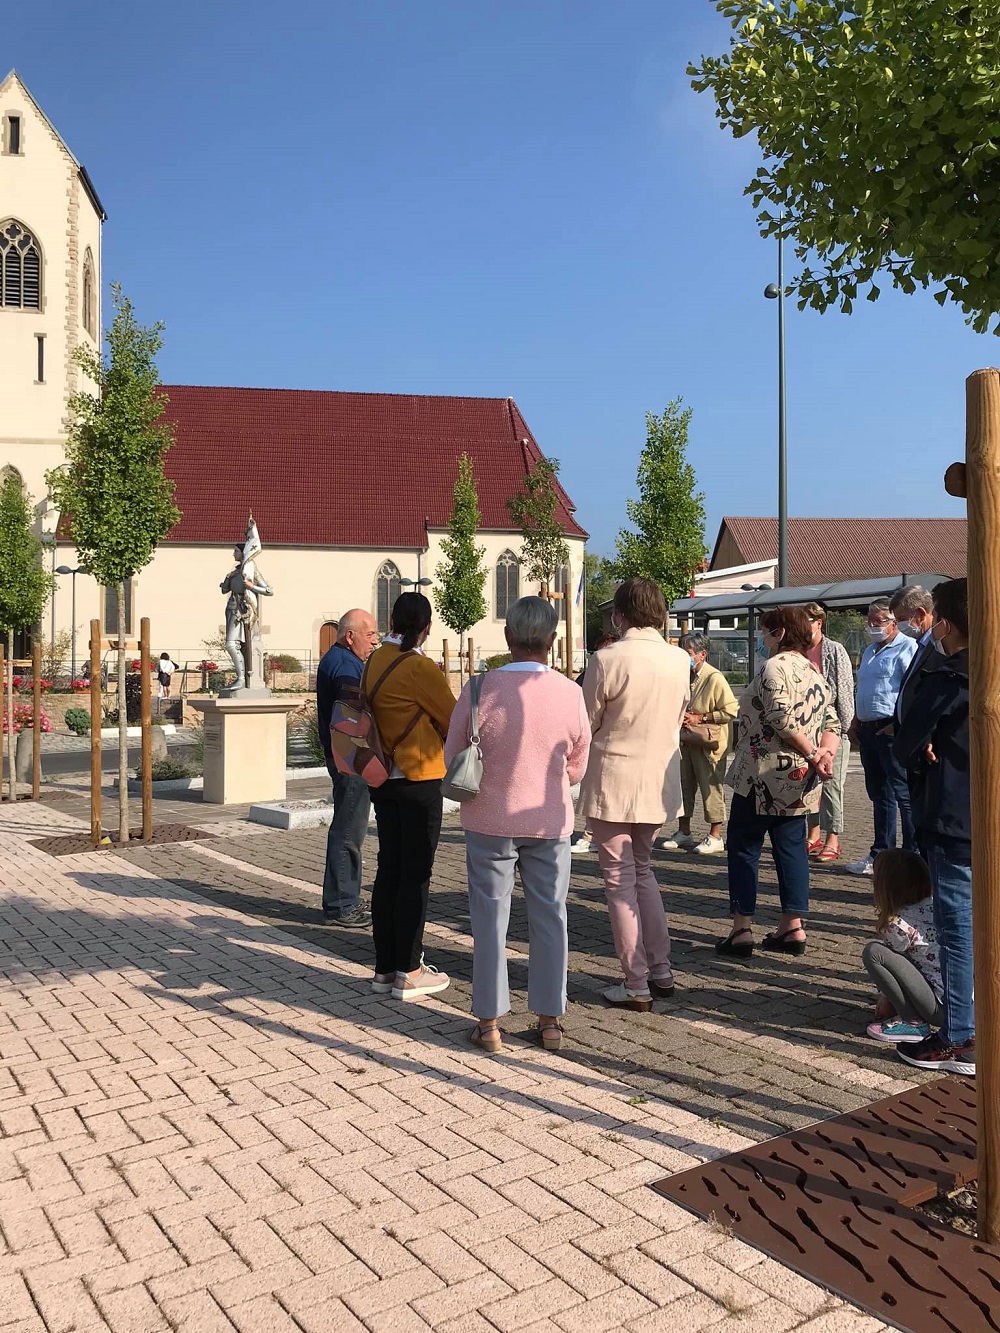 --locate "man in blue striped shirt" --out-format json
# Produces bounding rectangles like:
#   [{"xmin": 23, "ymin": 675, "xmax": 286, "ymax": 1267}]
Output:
[{"xmin": 845, "ymin": 598, "xmax": 919, "ymax": 875}]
